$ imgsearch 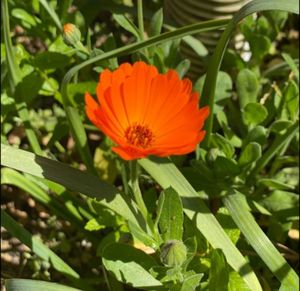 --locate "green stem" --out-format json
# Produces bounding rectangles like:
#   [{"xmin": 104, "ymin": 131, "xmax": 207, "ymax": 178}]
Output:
[
  {"xmin": 137, "ymin": 0, "xmax": 145, "ymax": 41},
  {"xmin": 129, "ymin": 160, "xmax": 148, "ymax": 221},
  {"xmin": 247, "ymin": 121, "xmax": 299, "ymax": 183}
]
